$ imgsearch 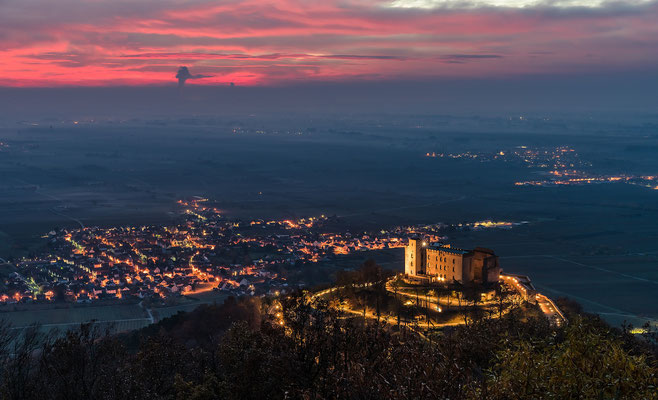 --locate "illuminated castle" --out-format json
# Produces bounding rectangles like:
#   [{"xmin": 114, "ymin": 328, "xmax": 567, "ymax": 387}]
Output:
[{"xmin": 404, "ymin": 238, "xmax": 500, "ymax": 284}]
